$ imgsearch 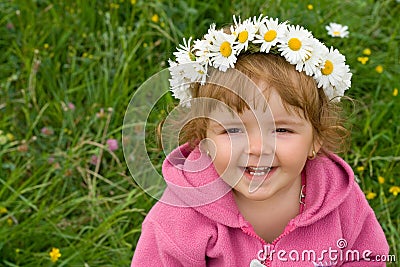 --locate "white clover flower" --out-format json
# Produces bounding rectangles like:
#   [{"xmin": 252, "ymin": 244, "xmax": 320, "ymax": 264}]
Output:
[
  {"xmin": 278, "ymin": 25, "xmax": 314, "ymax": 65},
  {"xmin": 314, "ymin": 47, "xmax": 352, "ymax": 99},
  {"xmin": 231, "ymin": 16, "xmax": 257, "ymax": 53},
  {"xmin": 253, "ymin": 17, "xmax": 287, "ymax": 53},
  {"xmin": 295, "ymin": 38, "xmax": 328, "ymax": 76},
  {"xmin": 208, "ymin": 30, "xmax": 238, "ymax": 72},
  {"xmin": 326, "ymin": 23, "xmax": 349, "ymax": 38}
]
